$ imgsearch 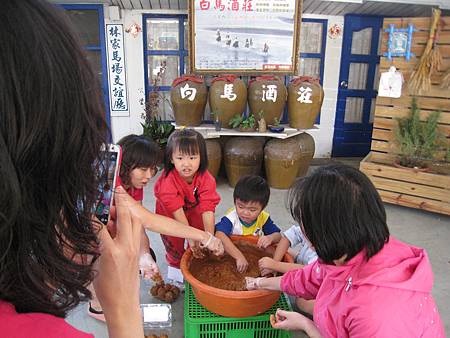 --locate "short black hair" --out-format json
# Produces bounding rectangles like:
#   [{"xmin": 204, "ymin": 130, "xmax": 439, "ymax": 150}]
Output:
[
  {"xmin": 287, "ymin": 164, "xmax": 389, "ymax": 264},
  {"xmin": 117, "ymin": 134, "xmax": 162, "ymax": 186},
  {"xmin": 163, "ymin": 129, "xmax": 208, "ymax": 176},
  {"xmin": 233, "ymin": 175, "xmax": 270, "ymax": 209}
]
